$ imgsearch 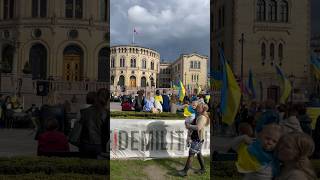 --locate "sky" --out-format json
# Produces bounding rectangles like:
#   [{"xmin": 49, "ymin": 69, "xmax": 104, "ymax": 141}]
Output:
[
  {"xmin": 110, "ymin": 0, "xmax": 210, "ymax": 62},
  {"xmin": 311, "ymin": 0, "xmax": 320, "ymax": 35}
]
